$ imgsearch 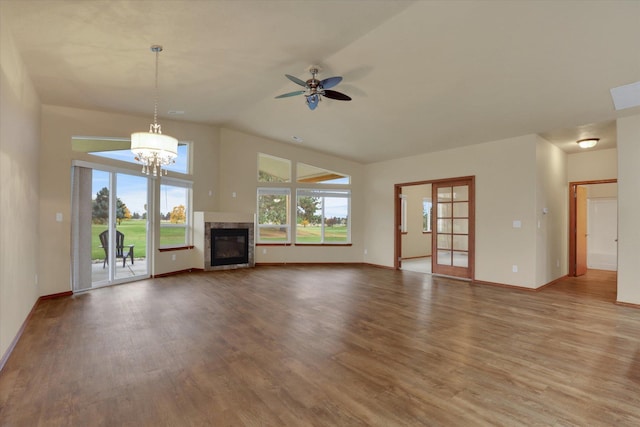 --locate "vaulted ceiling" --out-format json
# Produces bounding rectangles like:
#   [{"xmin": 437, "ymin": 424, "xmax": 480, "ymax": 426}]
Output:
[{"xmin": 2, "ymin": 0, "xmax": 638, "ymax": 163}]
